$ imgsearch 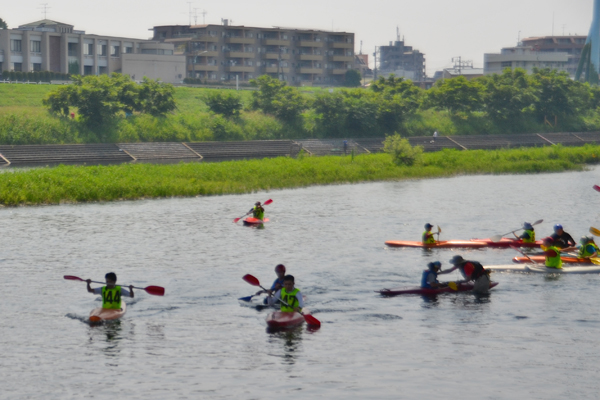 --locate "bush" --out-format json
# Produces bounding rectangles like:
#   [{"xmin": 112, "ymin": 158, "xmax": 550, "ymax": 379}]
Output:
[{"xmin": 383, "ymin": 133, "xmax": 423, "ymax": 166}]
